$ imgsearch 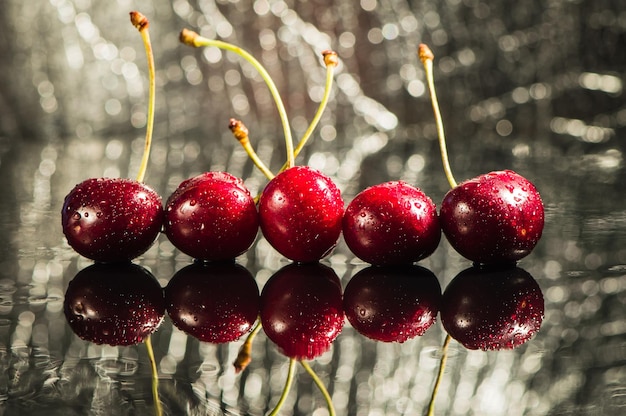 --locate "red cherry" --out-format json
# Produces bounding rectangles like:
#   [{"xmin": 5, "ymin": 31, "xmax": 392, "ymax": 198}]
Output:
[
  {"xmin": 342, "ymin": 181, "xmax": 441, "ymax": 265},
  {"xmin": 165, "ymin": 261, "xmax": 259, "ymax": 343},
  {"xmin": 64, "ymin": 262, "xmax": 165, "ymax": 346},
  {"xmin": 440, "ymin": 170, "xmax": 544, "ymax": 265},
  {"xmin": 258, "ymin": 166, "xmax": 344, "ymax": 263},
  {"xmin": 343, "ymin": 265, "xmax": 441, "ymax": 342},
  {"xmin": 164, "ymin": 172, "xmax": 258, "ymax": 261},
  {"xmin": 440, "ymin": 265, "xmax": 544, "ymax": 350},
  {"xmin": 260, "ymin": 263, "xmax": 344, "ymax": 360},
  {"xmin": 61, "ymin": 178, "xmax": 163, "ymax": 263}
]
